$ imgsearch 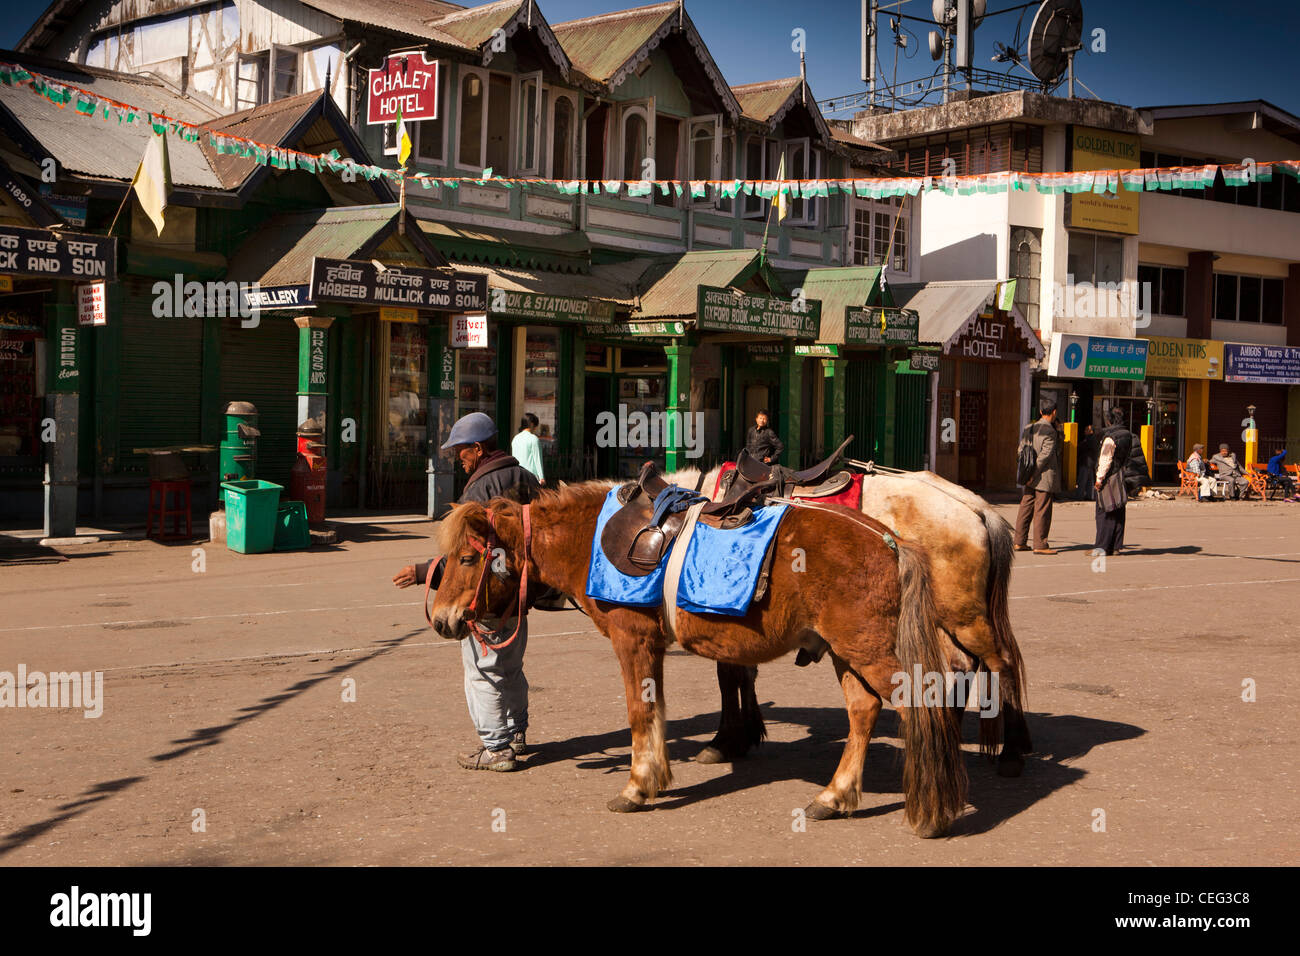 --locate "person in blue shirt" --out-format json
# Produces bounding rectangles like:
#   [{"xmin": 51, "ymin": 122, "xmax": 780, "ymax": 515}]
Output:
[
  {"xmin": 1266, "ymin": 449, "xmax": 1298, "ymax": 499},
  {"xmin": 511, "ymin": 412, "xmax": 546, "ymax": 486}
]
